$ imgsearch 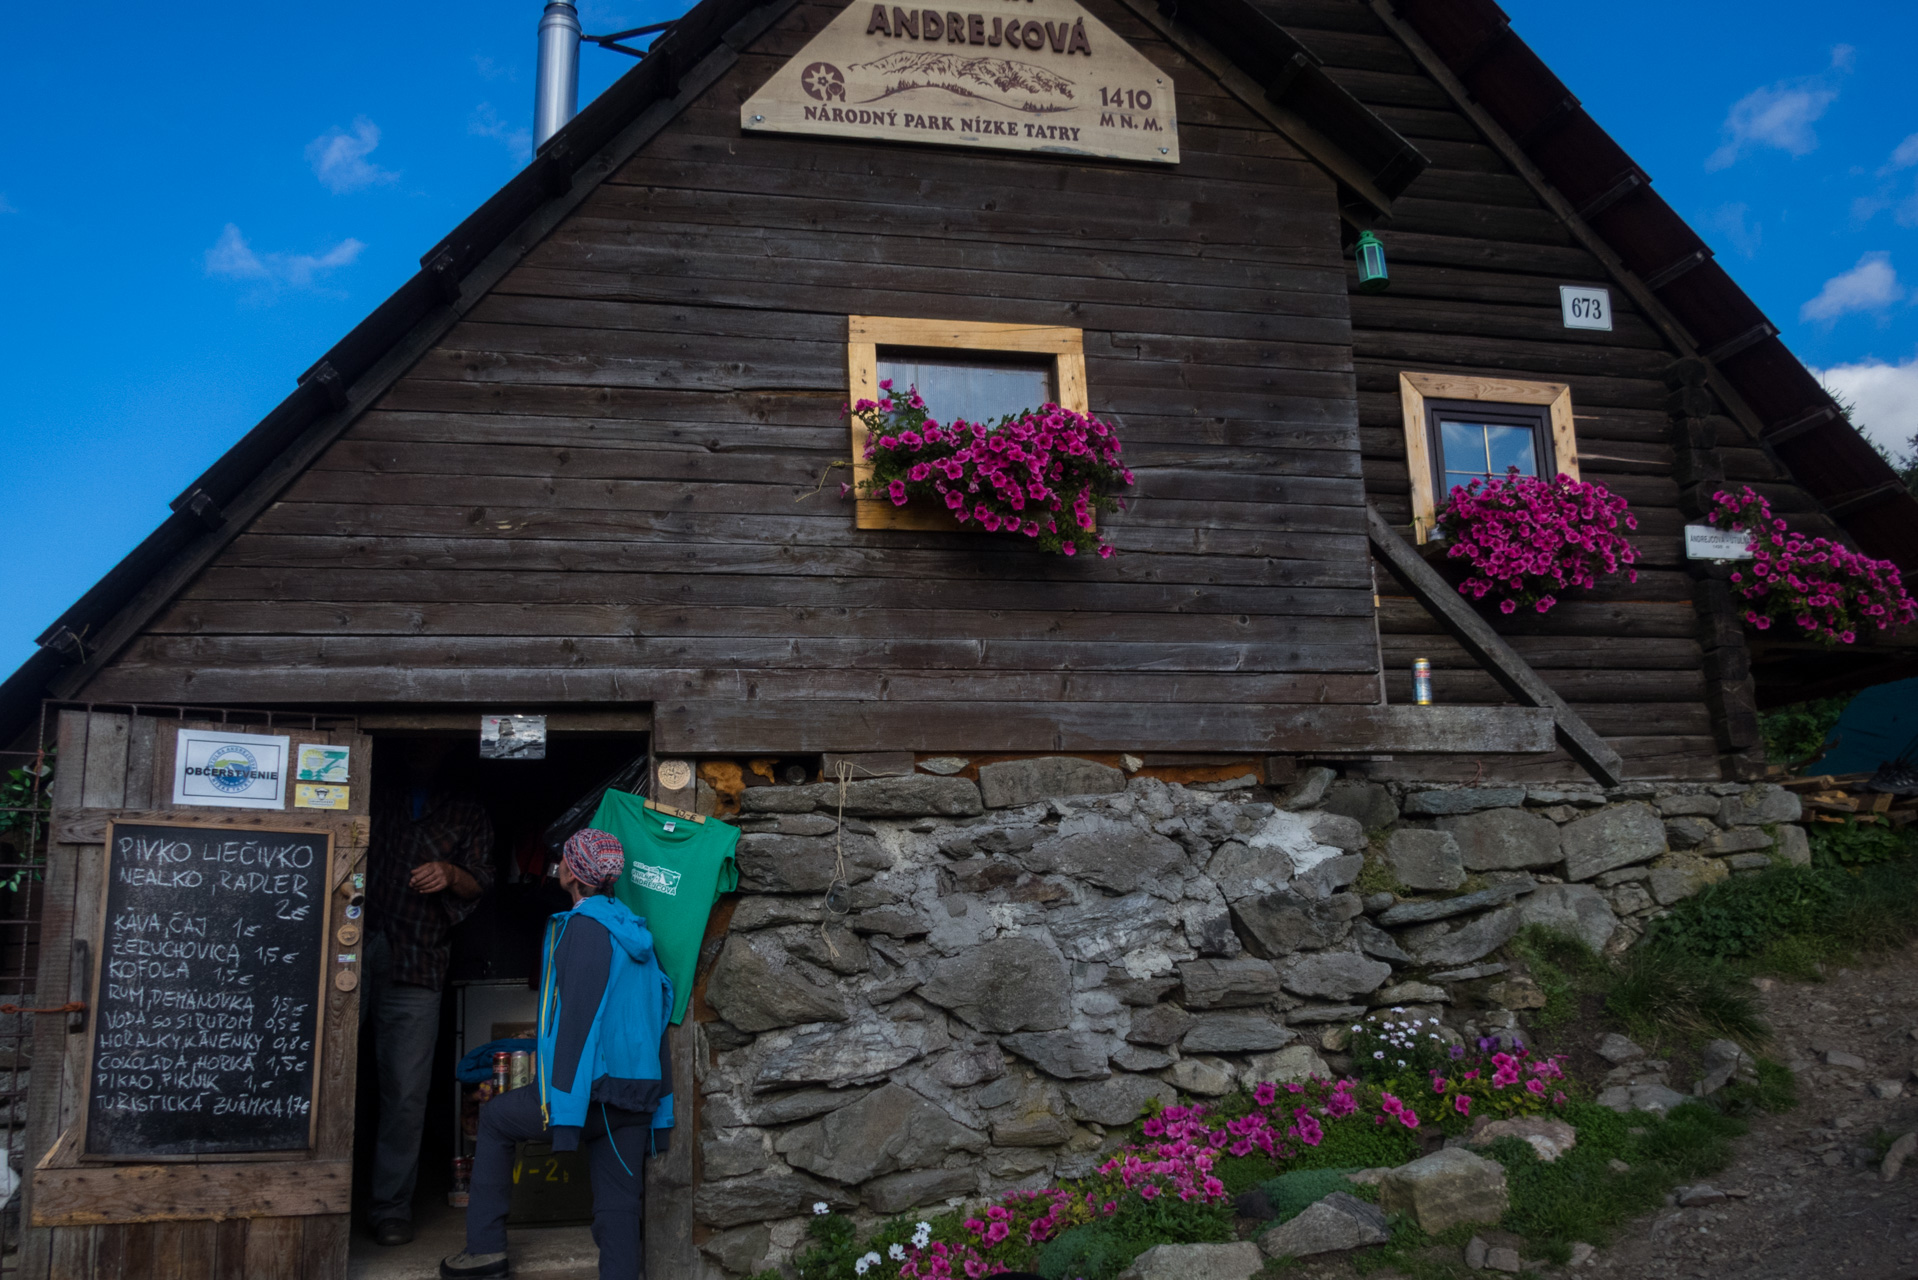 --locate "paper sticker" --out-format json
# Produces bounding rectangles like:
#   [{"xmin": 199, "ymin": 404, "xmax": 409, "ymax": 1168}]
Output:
[
  {"xmin": 346, "ymin": 904, "xmax": 363, "ymax": 920},
  {"xmin": 480, "ymin": 714, "xmax": 547, "ymax": 760},
  {"xmin": 295, "ymin": 783, "xmax": 351, "ymax": 810},
  {"xmin": 1684, "ymin": 525, "xmax": 1756, "ymax": 561},
  {"xmin": 172, "ymin": 728, "xmax": 290, "ymax": 809},
  {"xmin": 338, "ymin": 954, "xmax": 357, "ymax": 965},
  {"xmin": 297, "ymin": 743, "xmax": 351, "ymax": 784}
]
